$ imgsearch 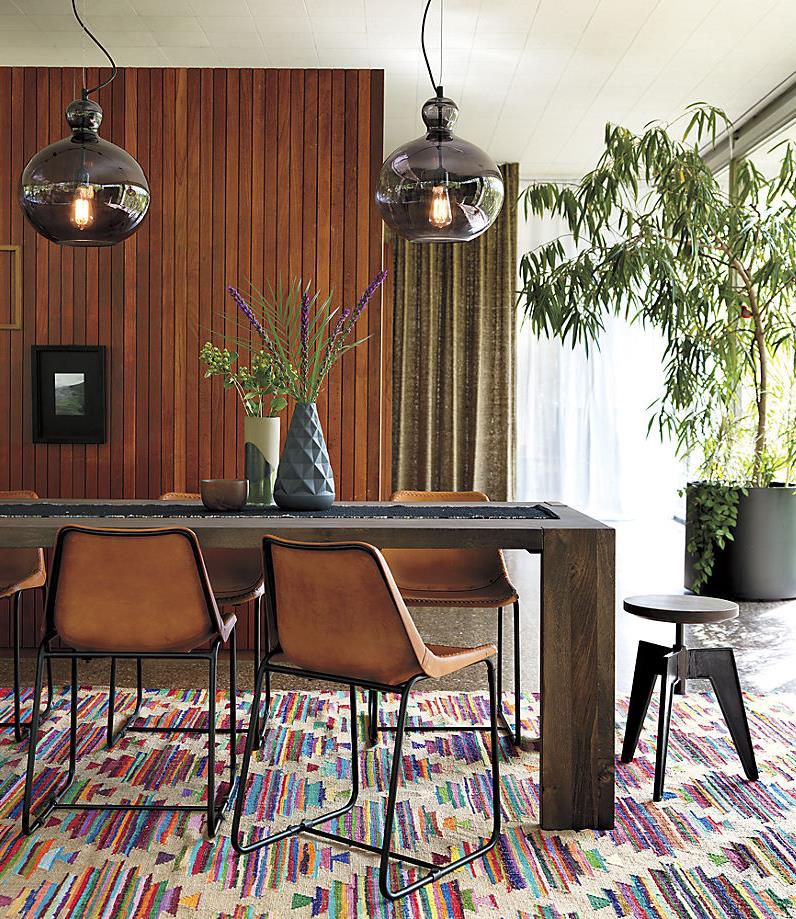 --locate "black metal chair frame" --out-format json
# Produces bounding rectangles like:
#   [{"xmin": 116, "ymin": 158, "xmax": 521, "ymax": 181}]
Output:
[
  {"xmin": 117, "ymin": 592, "xmax": 268, "ymax": 749},
  {"xmin": 622, "ymin": 624, "xmax": 759, "ymax": 801},
  {"xmin": 22, "ymin": 637, "xmax": 237, "ymax": 838},
  {"xmin": 0, "ymin": 586, "xmax": 54, "ymax": 742},
  {"xmin": 367, "ymin": 599, "xmax": 528, "ymax": 749},
  {"xmin": 232, "ymin": 654, "xmax": 501, "ymax": 902}
]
